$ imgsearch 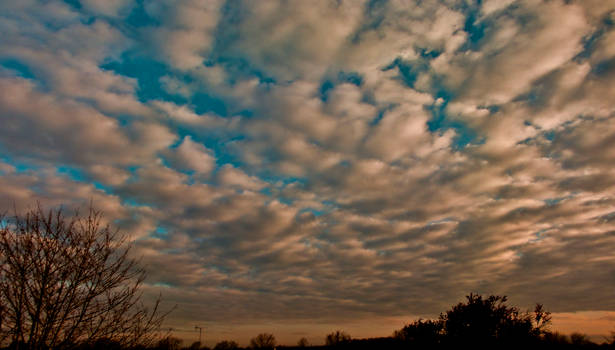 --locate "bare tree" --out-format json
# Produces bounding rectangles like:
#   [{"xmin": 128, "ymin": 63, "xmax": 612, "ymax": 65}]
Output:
[
  {"xmin": 325, "ymin": 330, "xmax": 351, "ymax": 346},
  {"xmin": 296, "ymin": 337, "xmax": 309, "ymax": 347},
  {"xmin": 0, "ymin": 204, "xmax": 171, "ymax": 349},
  {"xmin": 249, "ymin": 333, "xmax": 276, "ymax": 349}
]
